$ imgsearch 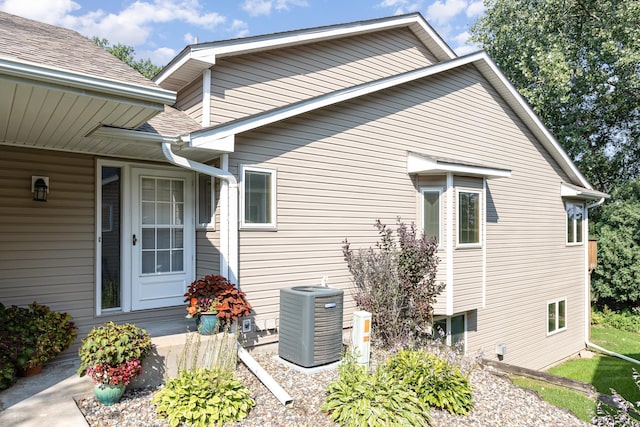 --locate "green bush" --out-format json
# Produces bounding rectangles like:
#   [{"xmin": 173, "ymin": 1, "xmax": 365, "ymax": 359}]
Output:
[
  {"xmin": 321, "ymin": 358, "xmax": 430, "ymax": 427},
  {"xmin": 591, "ymin": 307, "xmax": 640, "ymax": 333},
  {"xmin": 77, "ymin": 321, "xmax": 152, "ymax": 378},
  {"xmin": 385, "ymin": 349, "xmax": 474, "ymax": 415},
  {"xmin": 153, "ymin": 368, "xmax": 255, "ymax": 427}
]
